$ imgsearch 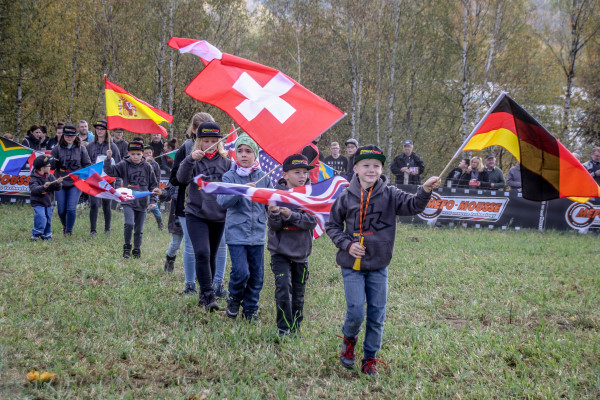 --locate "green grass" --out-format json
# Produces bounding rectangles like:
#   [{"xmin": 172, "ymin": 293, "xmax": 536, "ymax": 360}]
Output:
[{"xmin": 0, "ymin": 203, "xmax": 599, "ymax": 399}]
